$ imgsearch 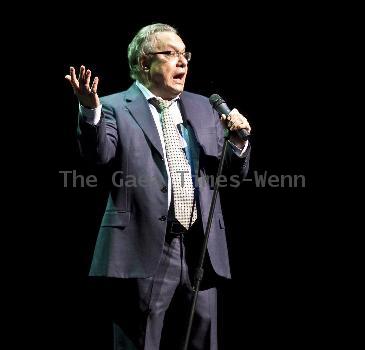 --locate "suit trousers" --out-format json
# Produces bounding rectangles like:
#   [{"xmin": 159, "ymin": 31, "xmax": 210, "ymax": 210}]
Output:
[{"xmin": 112, "ymin": 218, "xmax": 218, "ymax": 350}]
